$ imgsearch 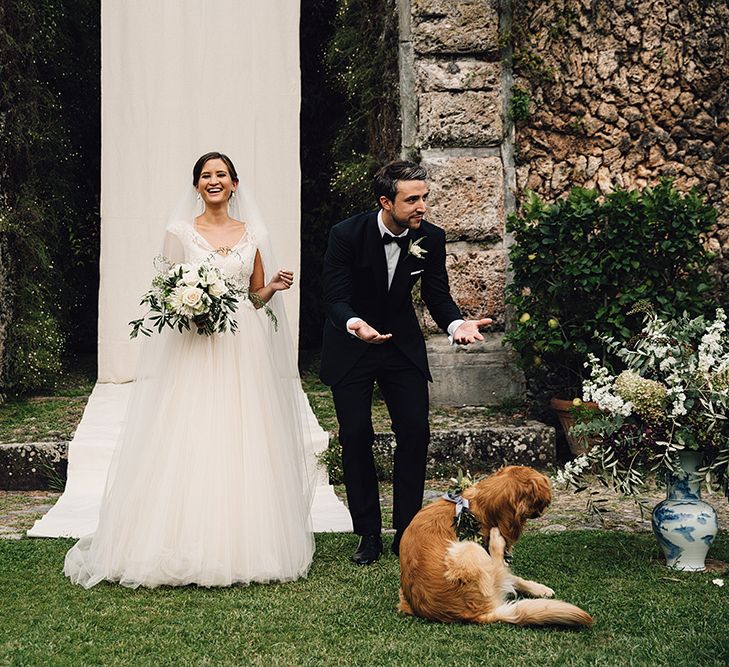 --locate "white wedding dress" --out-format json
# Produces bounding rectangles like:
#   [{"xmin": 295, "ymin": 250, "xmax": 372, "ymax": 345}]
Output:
[{"xmin": 64, "ymin": 221, "xmax": 315, "ymax": 588}]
